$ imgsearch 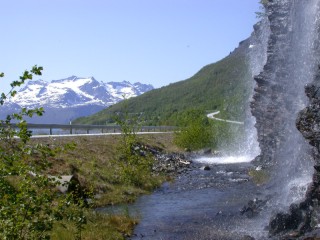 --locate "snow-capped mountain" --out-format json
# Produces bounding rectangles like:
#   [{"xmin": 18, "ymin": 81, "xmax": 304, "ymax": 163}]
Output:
[{"xmin": 1, "ymin": 76, "xmax": 154, "ymax": 124}]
